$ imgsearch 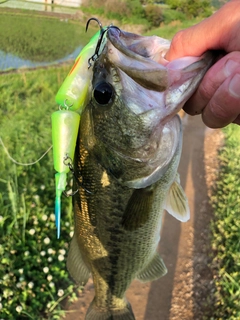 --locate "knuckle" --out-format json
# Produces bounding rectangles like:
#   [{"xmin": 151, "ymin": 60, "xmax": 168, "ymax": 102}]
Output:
[
  {"xmin": 198, "ymin": 79, "xmax": 214, "ymax": 102},
  {"xmin": 209, "ymin": 99, "xmax": 229, "ymax": 121},
  {"xmin": 170, "ymin": 31, "xmax": 185, "ymax": 56}
]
